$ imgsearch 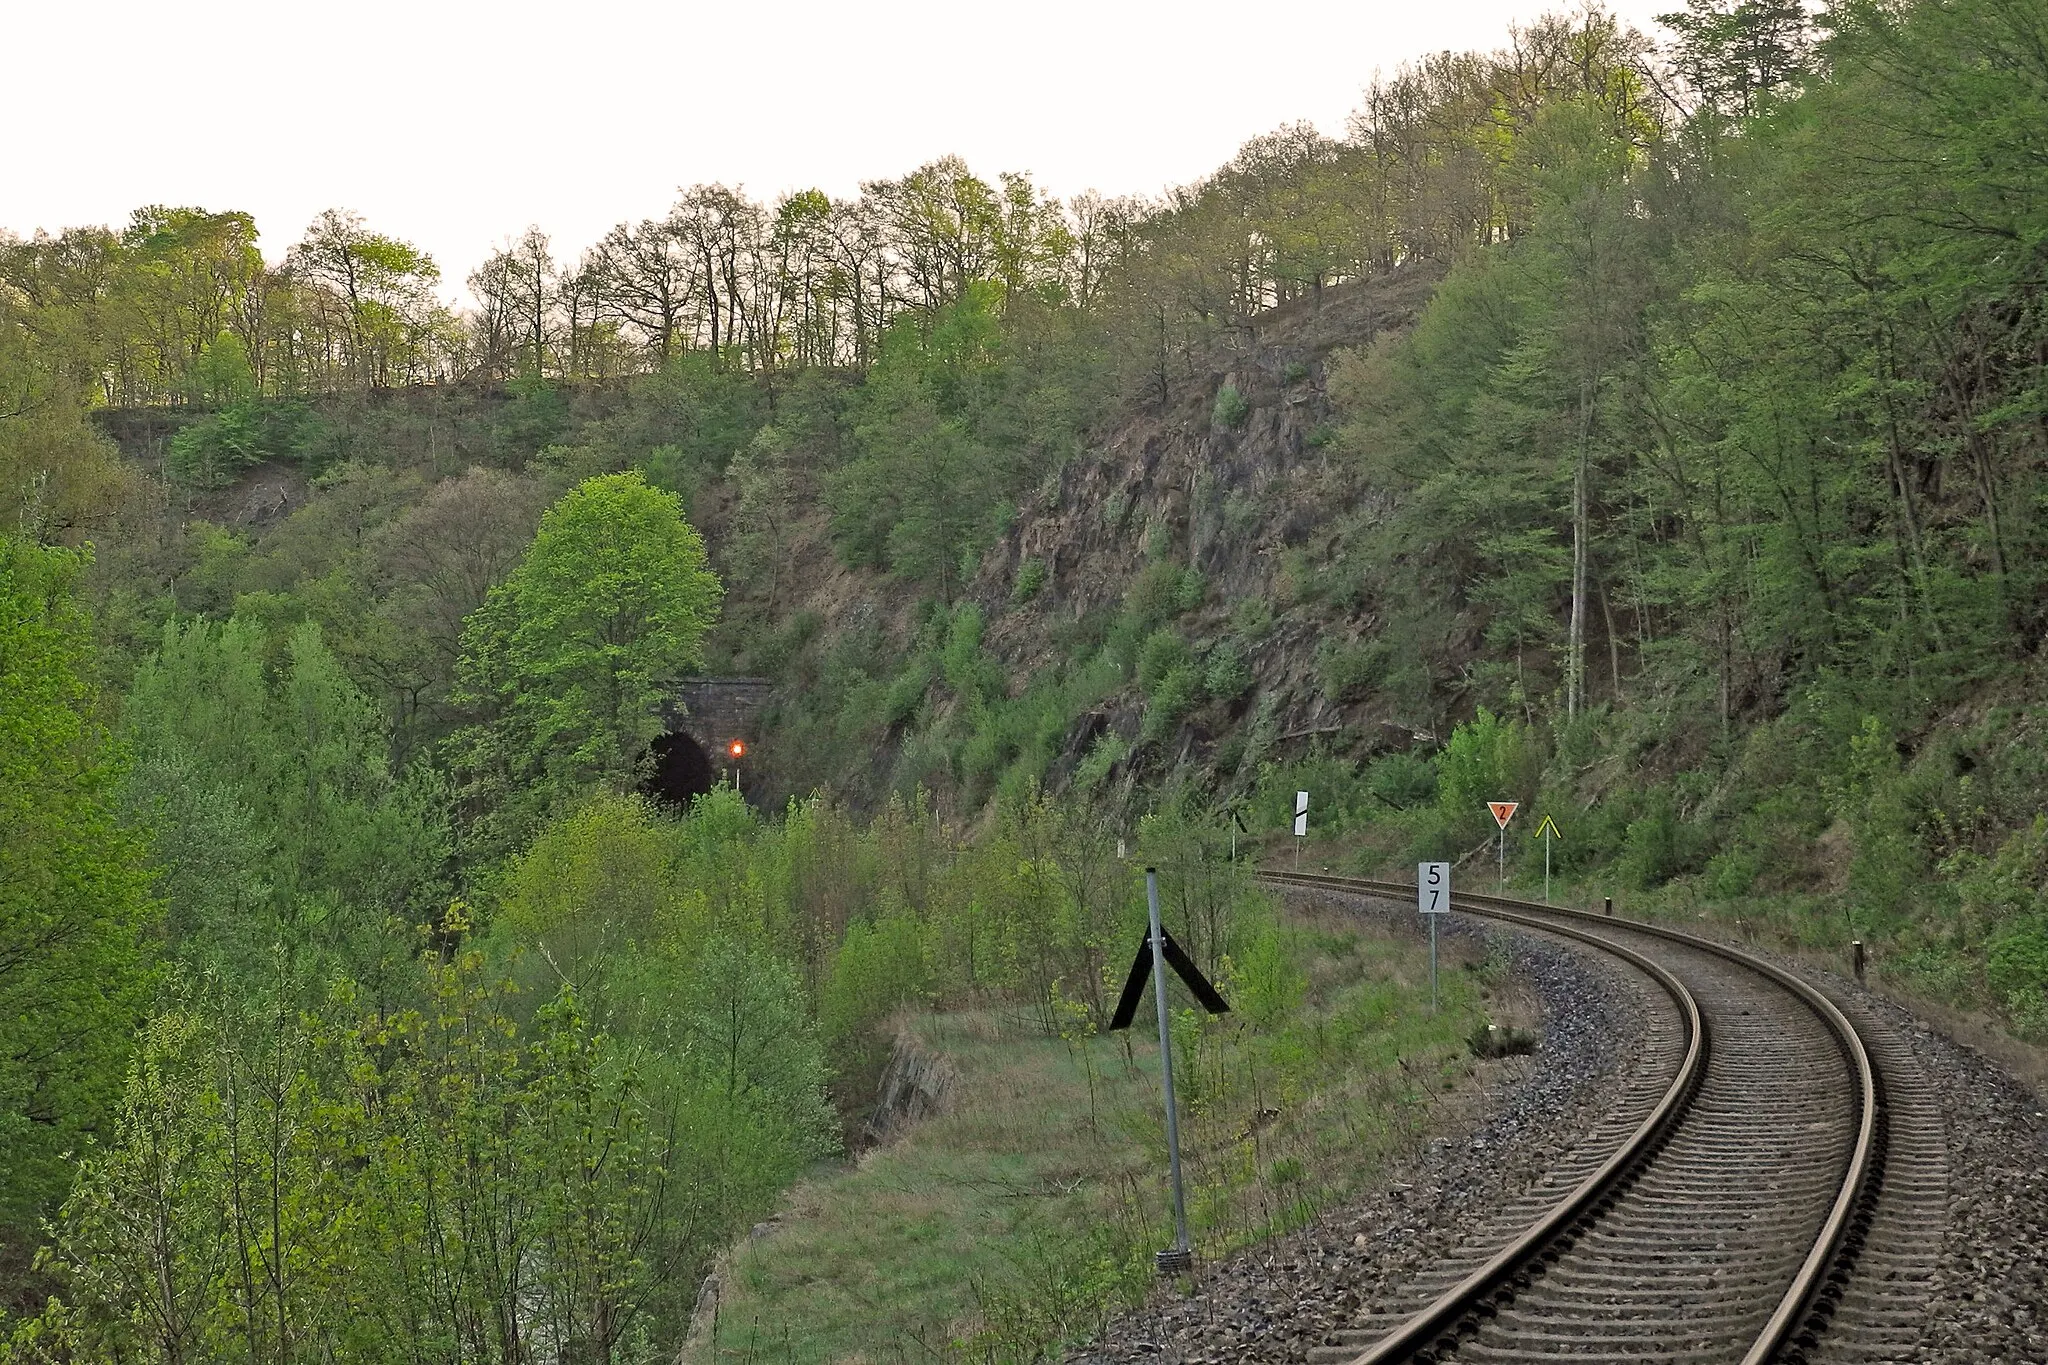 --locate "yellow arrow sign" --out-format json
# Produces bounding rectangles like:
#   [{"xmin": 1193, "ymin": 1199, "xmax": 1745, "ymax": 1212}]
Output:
[{"xmin": 1534, "ymin": 814, "xmax": 1561, "ymax": 840}]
